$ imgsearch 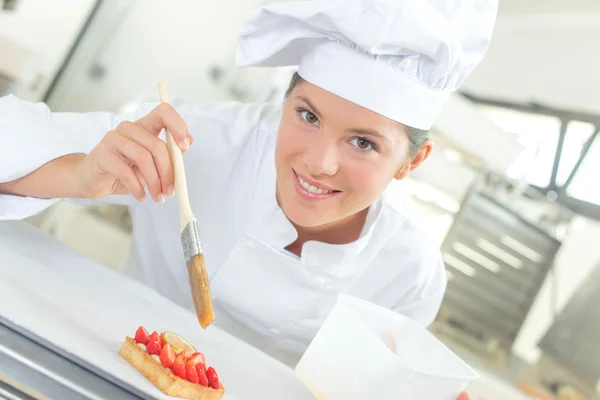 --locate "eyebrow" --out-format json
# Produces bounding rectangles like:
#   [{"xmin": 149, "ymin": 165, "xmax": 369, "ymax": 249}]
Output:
[
  {"xmin": 295, "ymin": 95, "xmax": 321, "ymax": 117},
  {"xmin": 347, "ymin": 128, "xmax": 389, "ymax": 142}
]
